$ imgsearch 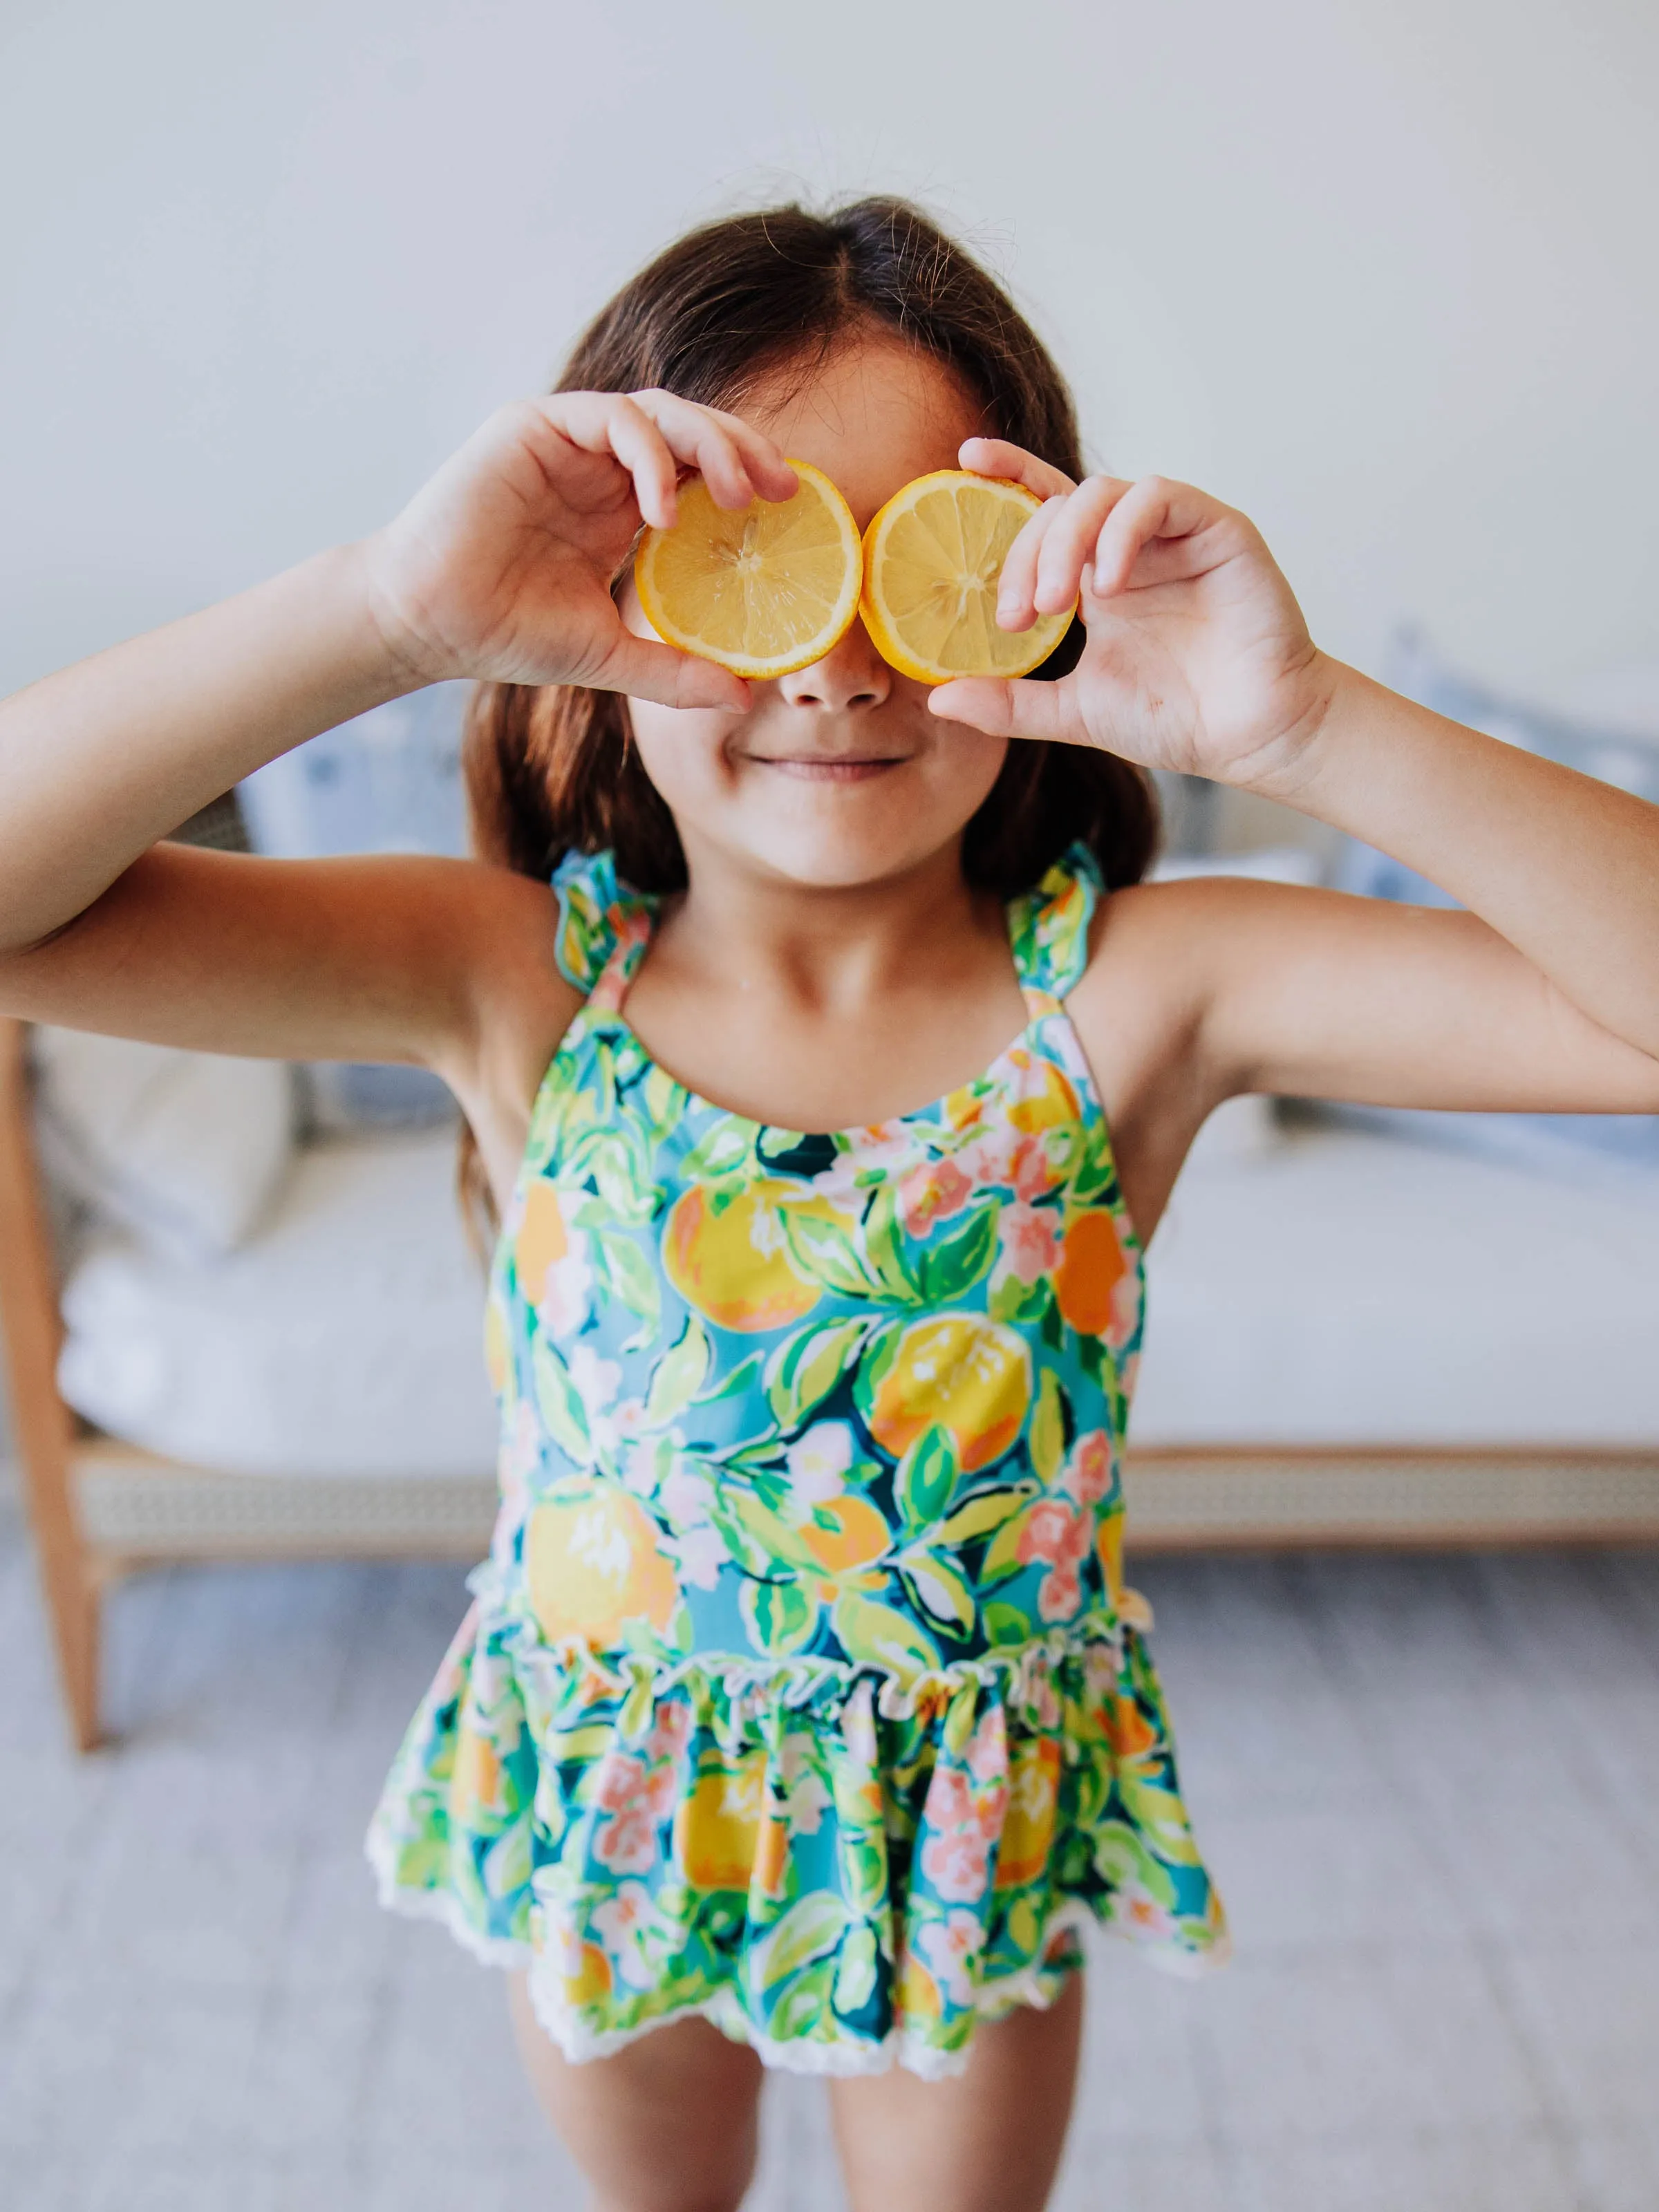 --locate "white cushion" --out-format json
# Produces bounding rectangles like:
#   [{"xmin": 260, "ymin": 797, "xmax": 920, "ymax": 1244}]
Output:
[
  {"xmin": 32, "ymin": 1029, "xmax": 295, "ymax": 1264},
  {"xmin": 1134, "ymin": 1123, "xmax": 1659, "ymax": 1446},
  {"xmin": 57, "ymin": 1130, "xmax": 497, "ymax": 1478}
]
